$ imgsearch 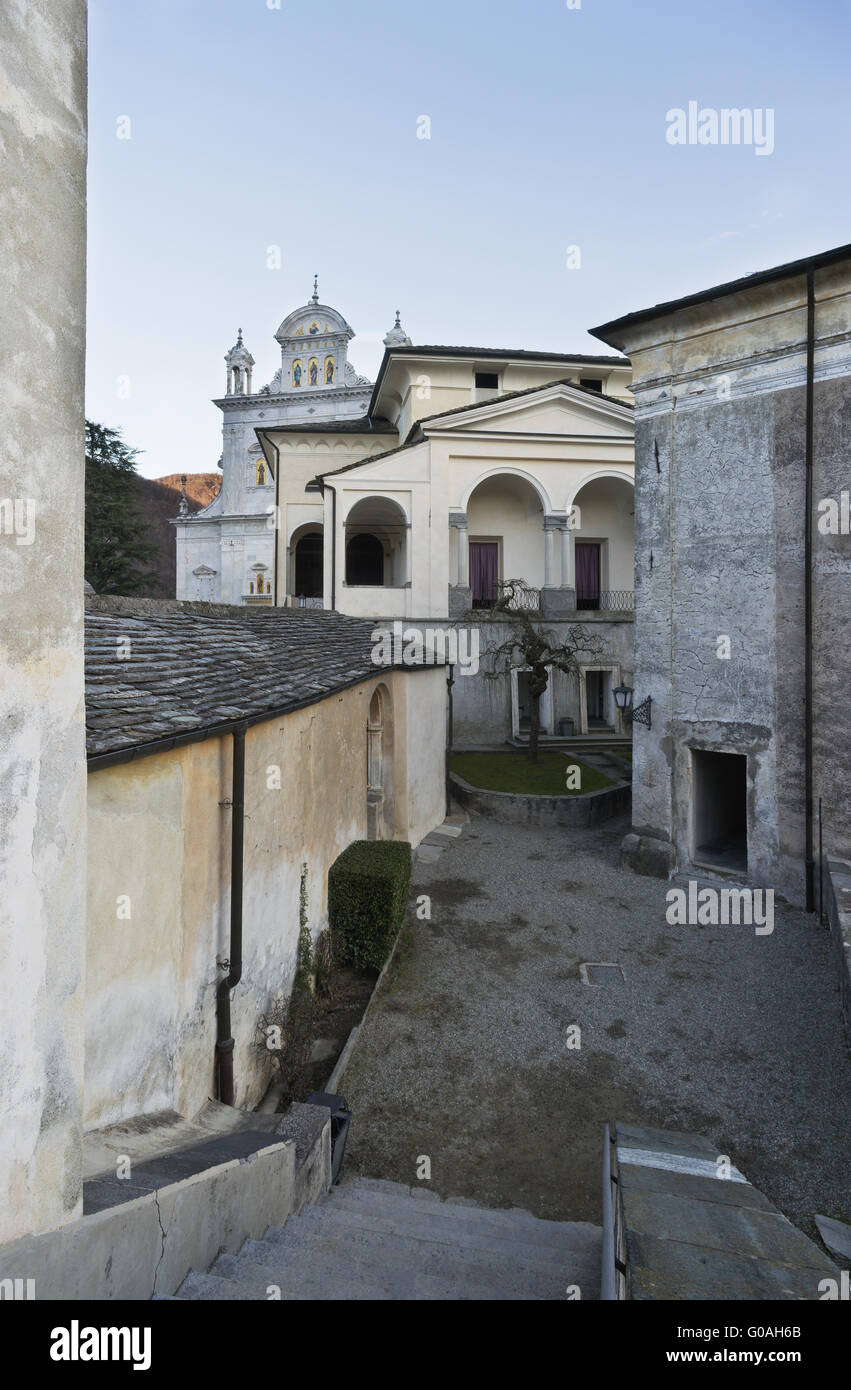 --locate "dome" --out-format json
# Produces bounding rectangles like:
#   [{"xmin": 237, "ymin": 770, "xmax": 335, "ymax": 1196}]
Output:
[
  {"xmin": 383, "ymin": 310, "xmax": 412, "ymax": 348},
  {"xmin": 275, "ymin": 276, "xmax": 355, "ymax": 344},
  {"xmin": 225, "ymin": 328, "xmax": 254, "ymax": 367}
]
